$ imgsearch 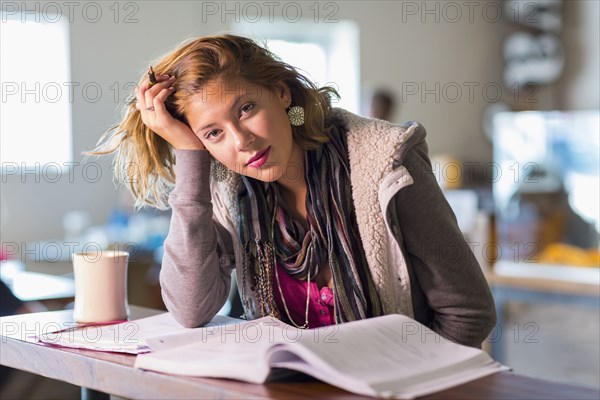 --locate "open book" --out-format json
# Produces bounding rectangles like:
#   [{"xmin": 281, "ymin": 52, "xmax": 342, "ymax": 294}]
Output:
[{"xmin": 134, "ymin": 314, "xmax": 508, "ymax": 399}]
